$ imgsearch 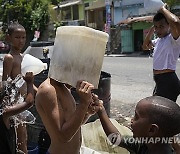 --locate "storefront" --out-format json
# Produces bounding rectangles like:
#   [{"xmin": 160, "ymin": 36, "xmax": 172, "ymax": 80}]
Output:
[
  {"xmin": 84, "ymin": 0, "xmax": 106, "ymax": 31},
  {"xmin": 54, "ymin": 0, "xmax": 85, "ymax": 26},
  {"xmin": 119, "ymin": 16, "xmax": 153, "ymax": 53},
  {"xmin": 132, "ymin": 21, "xmax": 152, "ymax": 52}
]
